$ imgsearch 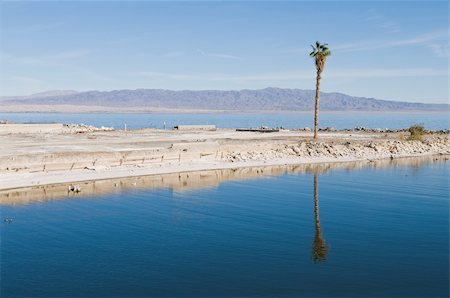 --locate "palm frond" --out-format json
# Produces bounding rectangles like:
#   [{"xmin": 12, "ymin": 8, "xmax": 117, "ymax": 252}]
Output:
[{"xmin": 309, "ymin": 41, "xmax": 331, "ymax": 58}]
